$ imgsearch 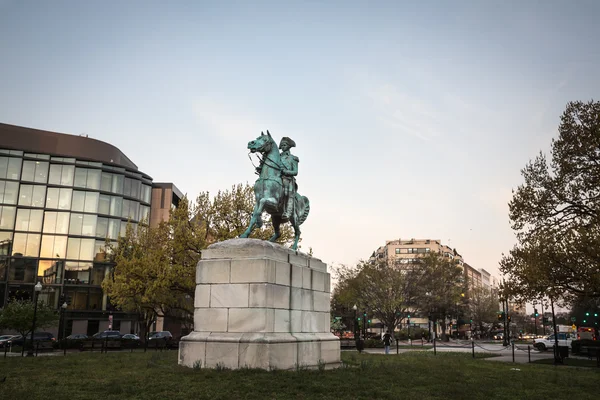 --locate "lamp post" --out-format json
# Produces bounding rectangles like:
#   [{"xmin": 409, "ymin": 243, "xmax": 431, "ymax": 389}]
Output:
[
  {"xmin": 352, "ymin": 304, "xmax": 357, "ymax": 340},
  {"xmin": 26, "ymin": 282, "xmax": 43, "ymax": 357}
]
